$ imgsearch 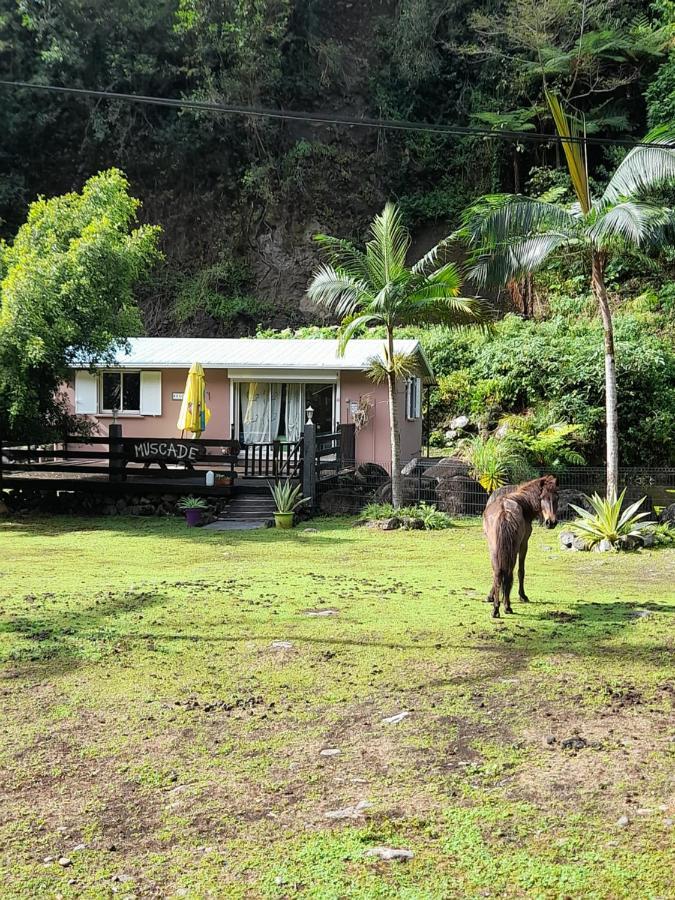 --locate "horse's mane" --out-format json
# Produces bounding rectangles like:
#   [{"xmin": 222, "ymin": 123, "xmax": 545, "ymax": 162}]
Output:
[{"xmin": 509, "ymin": 476, "xmax": 557, "ymax": 518}]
